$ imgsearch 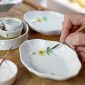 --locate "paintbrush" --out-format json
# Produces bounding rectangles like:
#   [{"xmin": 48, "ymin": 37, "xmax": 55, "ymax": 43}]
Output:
[
  {"xmin": 50, "ymin": 25, "xmax": 85, "ymax": 54},
  {"xmin": 76, "ymin": 25, "xmax": 85, "ymax": 32},
  {"xmin": 64, "ymin": 25, "xmax": 85, "ymax": 49},
  {"xmin": 0, "ymin": 47, "xmax": 13, "ymax": 66}
]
